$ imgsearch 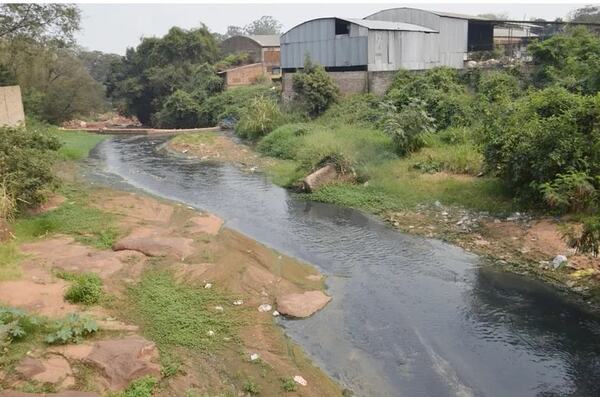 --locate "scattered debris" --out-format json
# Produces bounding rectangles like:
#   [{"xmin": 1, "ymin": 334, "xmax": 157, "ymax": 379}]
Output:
[
  {"xmin": 272, "ymin": 310, "xmax": 280, "ymax": 317},
  {"xmin": 552, "ymin": 255, "xmax": 568, "ymax": 269},
  {"xmin": 258, "ymin": 303, "xmax": 272, "ymax": 312},
  {"xmin": 293, "ymin": 375, "xmax": 308, "ymax": 386},
  {"xmin": 233, "ymin": 299, "xmax": 244, "ymax": 306},
  {"xmin": 204, "ymin": 283, "xmax": 212, "ymax": 289},
  {"xmin": 250, "ymin": 353, "xmax": 260, "ymax": 361}
]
